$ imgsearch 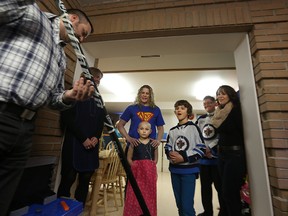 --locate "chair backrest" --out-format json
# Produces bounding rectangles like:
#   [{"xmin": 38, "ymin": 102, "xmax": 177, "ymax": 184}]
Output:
[
  {"xmin": 117, "ymin": 141, "xmax": 127, "ymax": 176},
  {"xmin": 99, "ymin": 134, "xmax": 104, "ymax": 151},
  {"xmin": 118, "ymin": 138, "xmax": 126, "ymax": 146},
  {"xmin": 105, "ymin": 141, "xmax": 115, "ymax": 150},
  {"xmin": 102, "ymin": 148, "xmax": 120, "ymax": 183}
]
